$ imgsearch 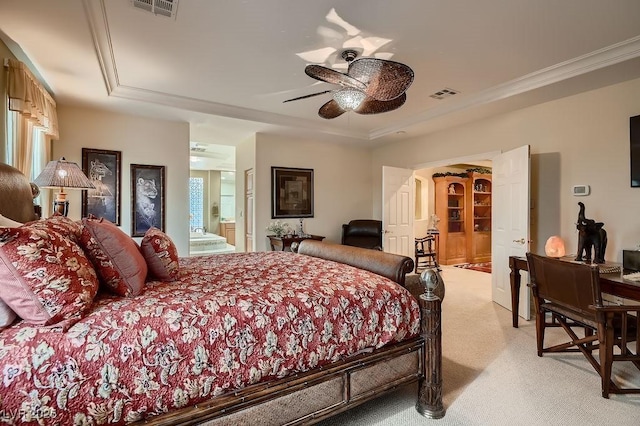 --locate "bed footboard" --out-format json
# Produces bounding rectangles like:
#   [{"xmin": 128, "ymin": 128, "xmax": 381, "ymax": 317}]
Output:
[{"xmin": 298, "ymin": 239, "xmax": 445, "ymax": 419}]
